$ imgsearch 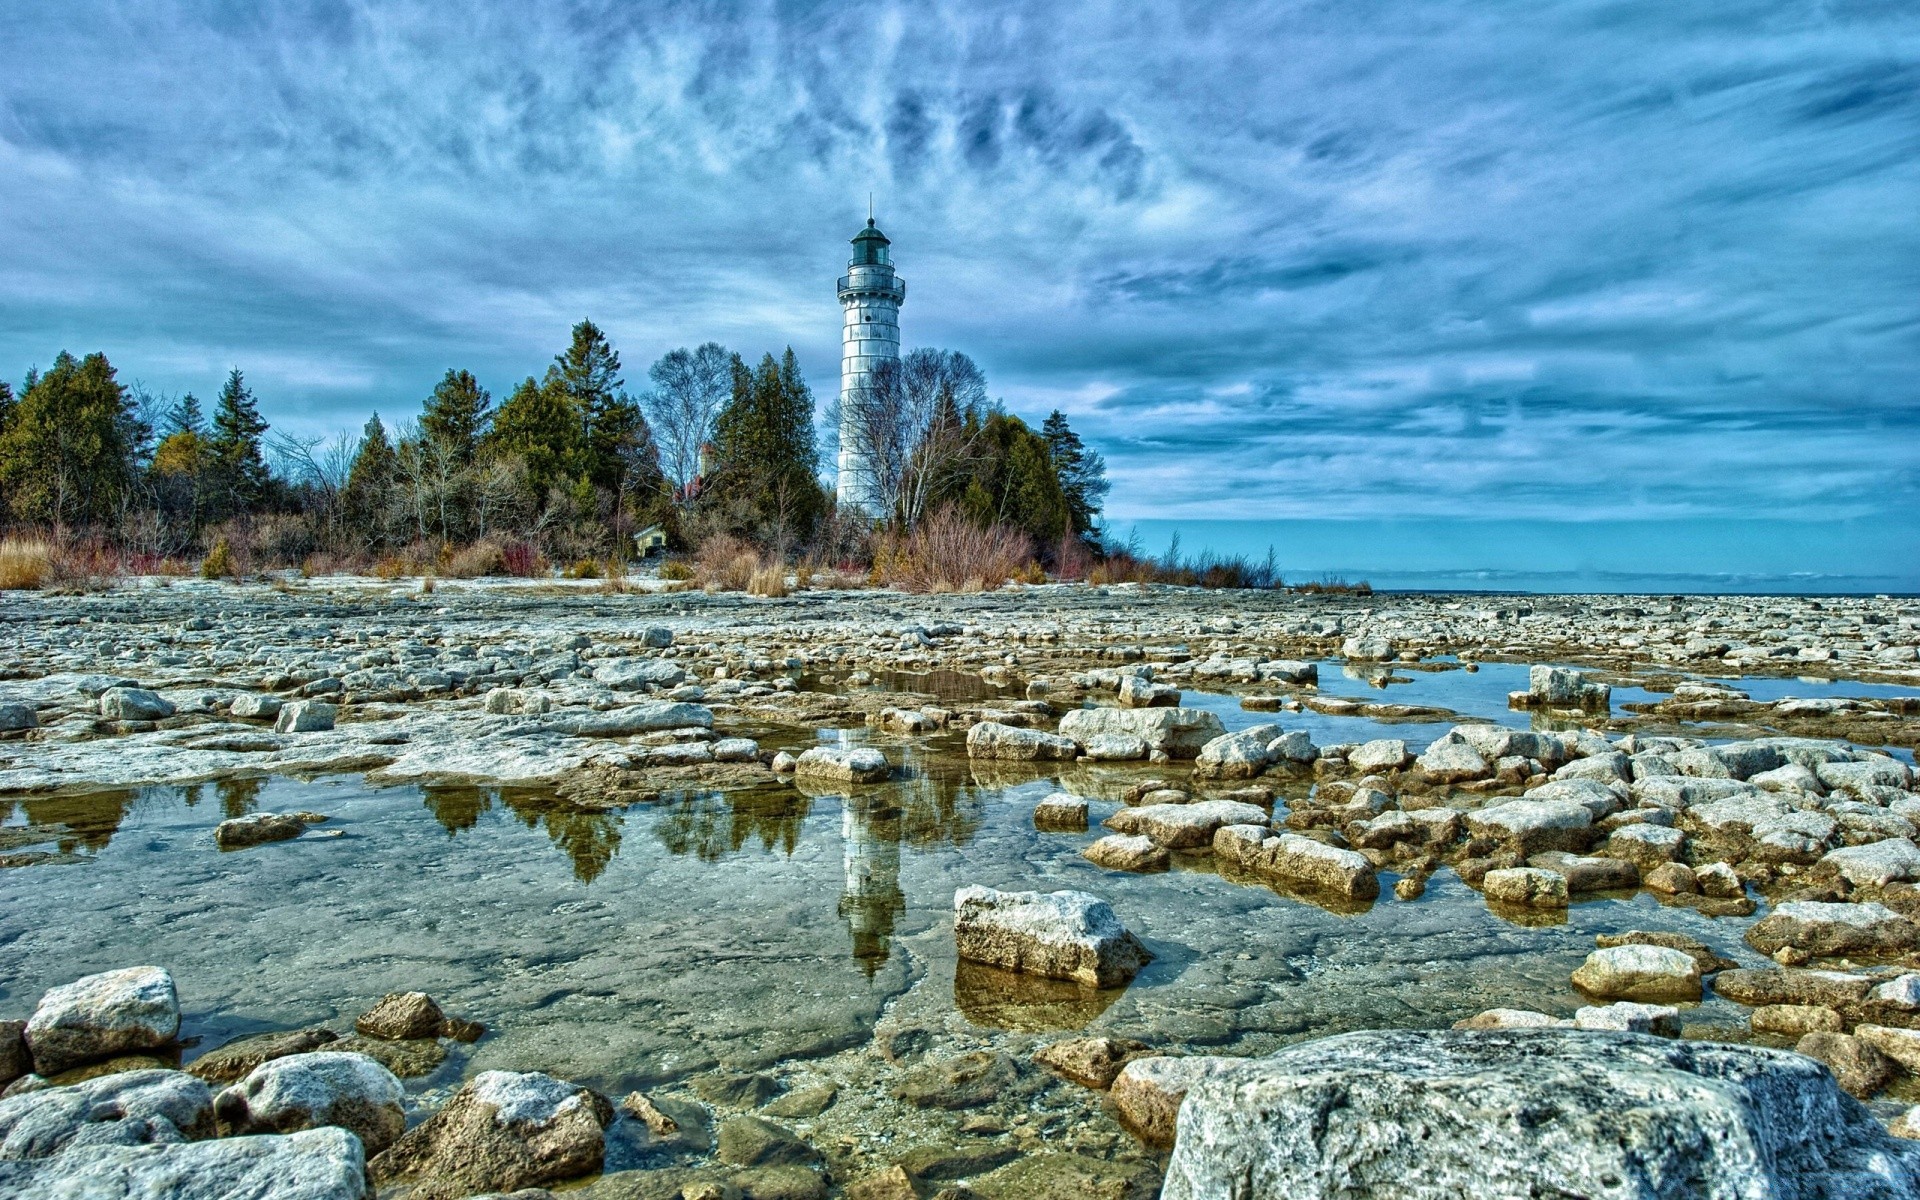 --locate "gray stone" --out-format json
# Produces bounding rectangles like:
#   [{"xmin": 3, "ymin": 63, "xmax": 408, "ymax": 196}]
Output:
[
  {"xmin": 0, "ymin": 703, "xmax": 39, "ymax": 731},
  {"xmin": 1079, "ymin": 732, "xmax": 1150, "ymax": 761},
  {"xmin": 1348, "ymin": 739, "xmax": 1411, "ymax": 773},
  {"xmin": 1111, "ymin": 1056, "xmax": 1229, "ymax": 1147},
  {"xmin": 951, "ymin": 886, "xmax": 1151, "ymax": 988},
  {"xmin": 792, "ymin": 745, "xmax": 890, "ymax": 783},
  {"xmin": 26, "ymin": 967, "xmax": 180, "ymax": 1076},
  {"xmin": 0, "ymin": 1068, "xmax": 213, "ymax": 1158},
  {"xmin": 230, "ymin": 693, "xmax": 284, "ymax": 719},
  {"xmin": 215, "ymin": 1050, "xmax": 406, "ymax": 1157},
  {"xmin": 1081, "ymin": 834, "xmax": 1170, "ymax": 873},
  {"xmin": 1057, "ymin": 707, "xmax": 1226, "ymax": 759},
  {"xmin": 1464, "ymin": 799, "xmax": 1593, "ymax": 855},
  {"xmin": 1483, "ymin": 867, "xmax": 1568, "ymax": 909},
  {"xmin": 1032, "ymin": 794, "xmax": 1089, "ymax": 832},
  {"xmin": 275, "ymin": 700, "xmax": 337, "ymax": 733},
  {"xmin": 1161, "ymin": 1029, "xmax": 1920, "ymax": 1200},
  {"xmin": 0, "ymin": 1023, "xmax": 27, "ymax": 1090},
  {"xmin": 1570, "ymin": 945, "xmax": 1702, "ymax": 1002},
  {"xmin": 214, "ymin": 812, "xmax": 307, "ymax": 849},
  {"xmin": 1747, "ymin": 901, "xmax": 1920, "ymax": 959},
  {"xmin": 1215, "ymin": 829, "xmax": 1379, "ymax": 900},
  {"xmin": 1820, "ymin": 838, "xmax": 1920, "ymax": 889},
  {"xmin": 1417, "ymin": 737, "xmax": 1492, "ymax": 783},
  {"xmin": 641, "ymin": 627, "xmax": 674, "ymax": 649},
  {"xmin": 1193, "ymin": 725, "xmax": 1282, "ymax": 779},
  {"xmin": 1104, "ymin": 799, "xmax": 1269, "ymax": 850},
  {"xmin": 99, "ymin": 687, "xmax": 174, "ymax": 721},
  {"xmin": 187, "ymin": 1027, "xmax": 339, "ymax": 1085},
  {"xmin": 371, "ymin": 1070, "xmax": 613, "ymax": 1200},
  {"xmin": 592, "ymin": 659, "xmax": 686, "ymax": 690},
  {"xmin": 0, "ymin": 1126, "xmax": 369, "ymax": 1199},
  {"xmin": 1267, "ymin": 730, "xmax": 1317, "ymax": 763},
  {"xmin": 963, "ymin": 722, "xmax": 1077, "ymax": 761}
]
